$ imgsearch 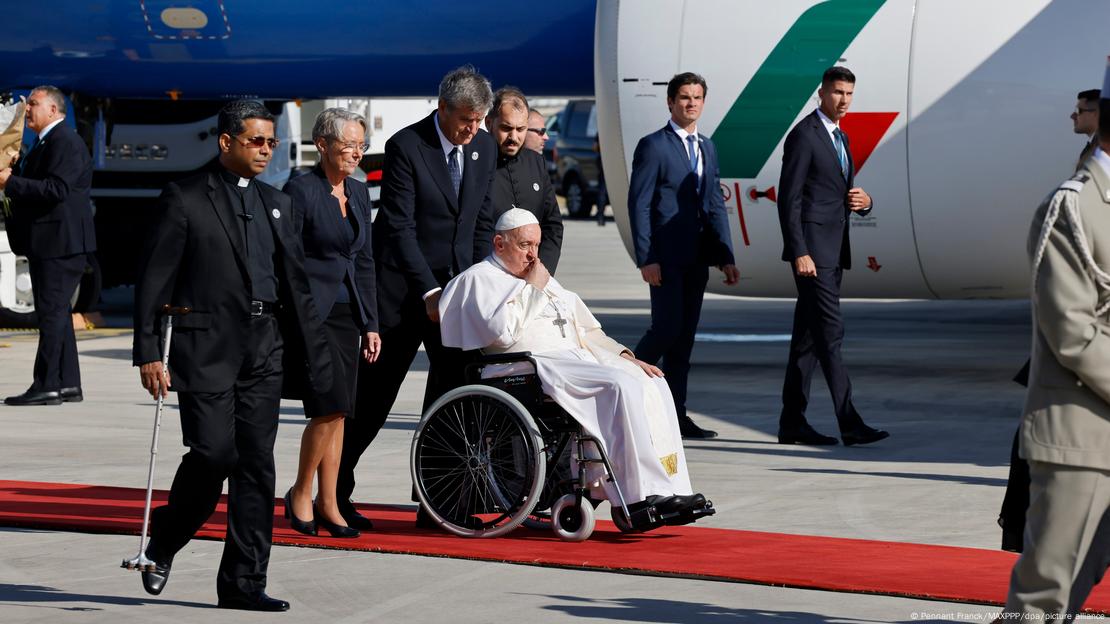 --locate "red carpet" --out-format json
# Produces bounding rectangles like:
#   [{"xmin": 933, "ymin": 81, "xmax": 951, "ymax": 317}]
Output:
[{"xmin": 2, "ymin": 479, "xmax": 1109, "ymax": 611}]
